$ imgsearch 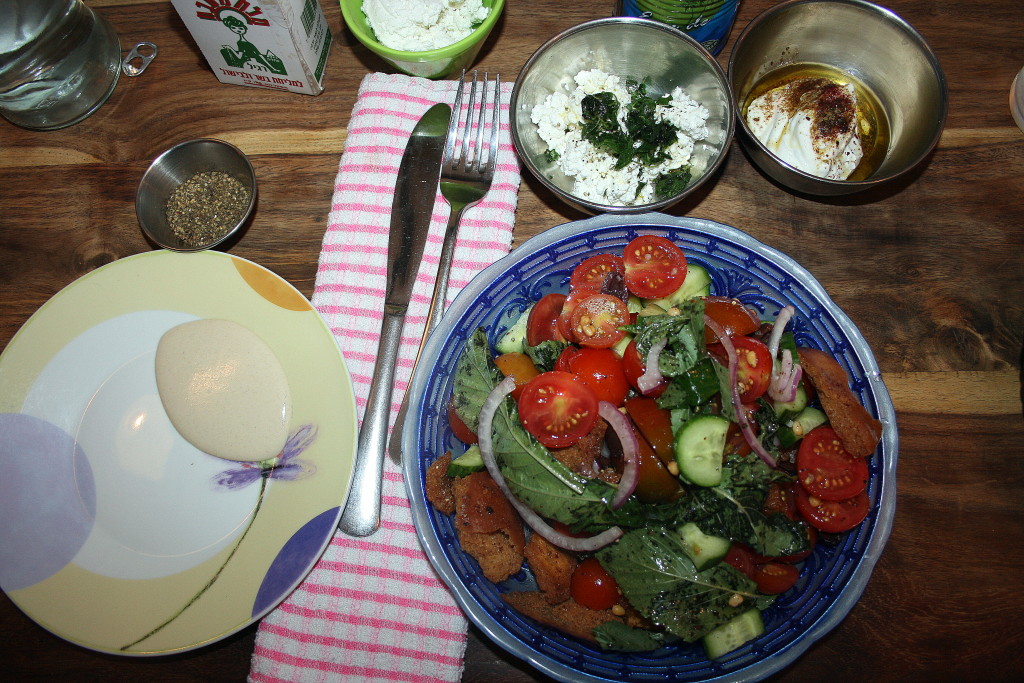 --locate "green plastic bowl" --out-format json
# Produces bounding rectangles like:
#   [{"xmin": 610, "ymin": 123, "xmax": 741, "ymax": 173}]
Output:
[{"xmin": 340, "ymin": 0, "xmax": 505, "ymax": 79}]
